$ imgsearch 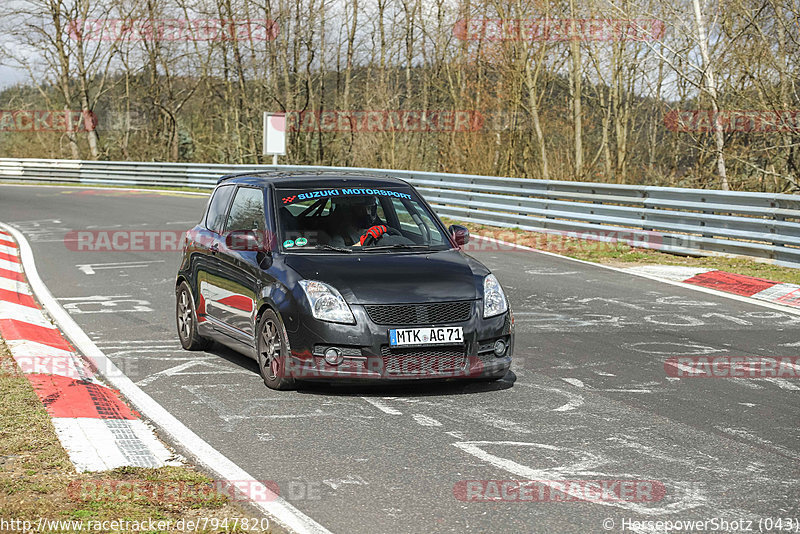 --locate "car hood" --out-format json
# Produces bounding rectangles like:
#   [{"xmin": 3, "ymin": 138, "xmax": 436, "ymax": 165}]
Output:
[{"xmin": 284, "ymin": 250, "xmax": 487, "ymax": 304}]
